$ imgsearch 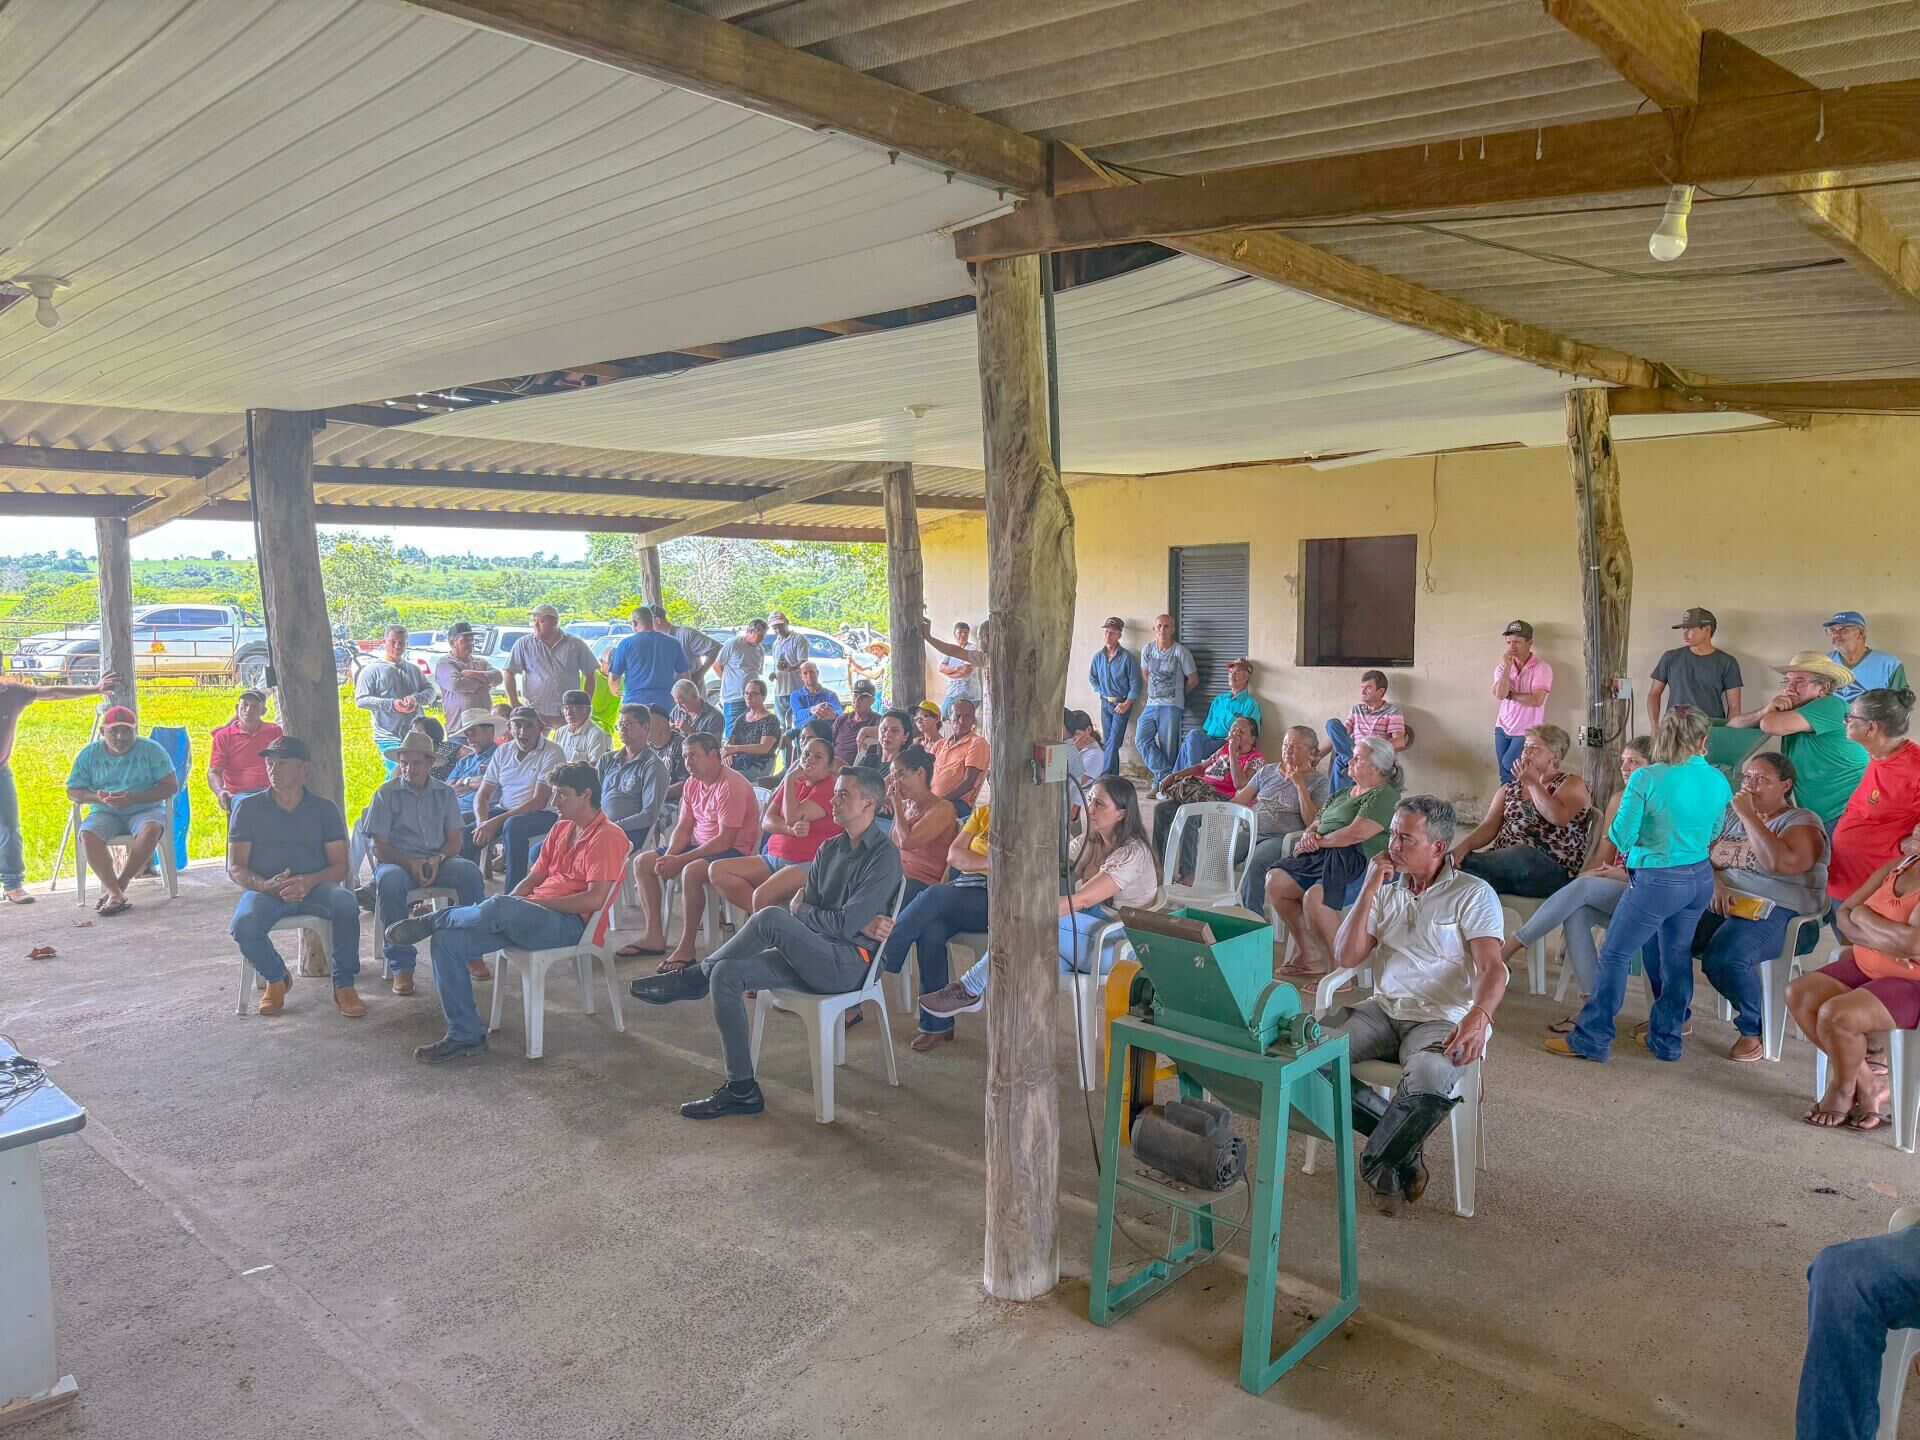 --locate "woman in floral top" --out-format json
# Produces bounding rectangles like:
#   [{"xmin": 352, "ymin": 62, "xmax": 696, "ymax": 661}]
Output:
[{"xmin": 1449, "ymin": 723, "xmax": 1593, "ymax": 897}]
